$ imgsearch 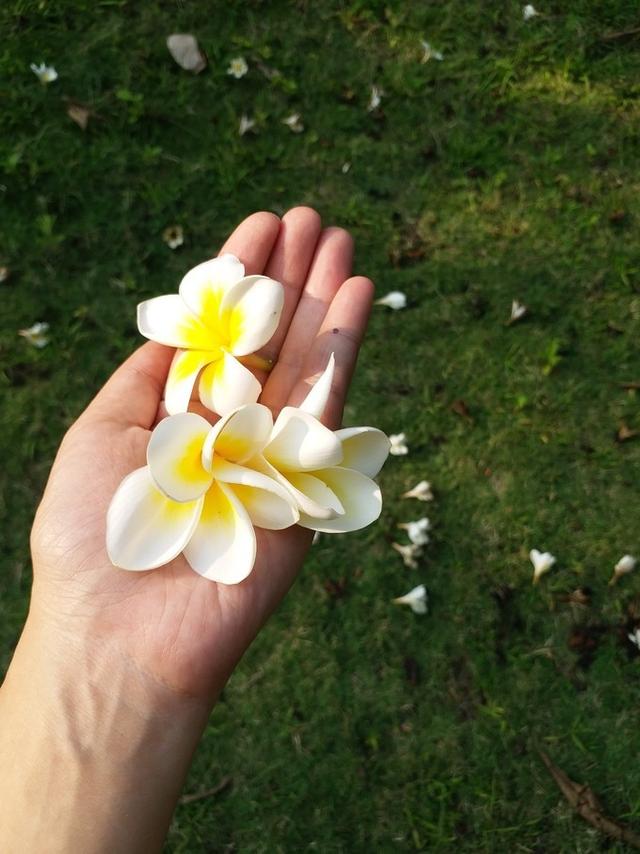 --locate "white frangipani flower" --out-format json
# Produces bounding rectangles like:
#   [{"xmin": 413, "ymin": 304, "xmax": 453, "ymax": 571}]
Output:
[
  {"xmin": 18, "ymin": 322, "xmax": 49, "ymax": 348},
  {"xmin": 227, "ymin": 56, "xmax": 248, "ymax": 78},
  {"xmin": 162, "ymin": 225, "xmax": 184, "ymax": 249},
  {"xmin": 239, "ymin": 114, "xmax": 255, "ymax": 136},
  {"xmin": 421, "ymin": 41, "xmax": 444, "ymax": 62},
  {"xmin": 628, "ymin": 628, "xmax": 640, "ymax": 649},
  {"xmin": 393, "ymin": 584, "xmax": 428, "ymax": 614},
  {"xmin": 510, "ymin": 300, "xmax": 527, "ymax": 323},
  {"xmin": 401, "ymin": 480, "xmax": 433, "ymax": 502},
  {"xmin": 530, "ymin": 549, "xmax": 556, "ymax": 584},
  {"xmin": 254, "ymin": 354, "xmax": 390, "ymax": 534},
  {"xmin": 523, "ymin": 4, "xmax": 538, "ymax": 20},
  {"xmin": 610, "ymin": 554, "xmax": 637, "ymax": 586},
  {"xmin": 282, "ymin": 113, "xmax": 304, "ymax": 133},
  {"xmin": 341, "ymin": 162, "xmax": 351, "ymax": 174},
  {"xmin": 389, "ymin": 433, "xmax": 409, "ymax": 456},
  {"xmin": 30, "ymin": 62, "xmax": 58, "ymax": 84},
  {"xmin": 166, "ymin": 34, "xmax": 207, "ymax": 73},
  {"xmin": 367, "ymin": 85, "xmax": 383, "ymax": 112},
  {"xmin": 392, "ymin": 542, "xmax": 423, "ymax": 569},
  {"xmin": 374, "ymin": 291, "xmax": 406, "ymax": 310},
  {"xmin": 107, "ymin": 407, "xmax": 300, "ymax": 582},
  {"xmin": 137, "ymin": 254, "xmax": 284, "ymax": 416},
  {"xmin": 398, "ymin": 517, "xmax": 430, "ymax": 546}
]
